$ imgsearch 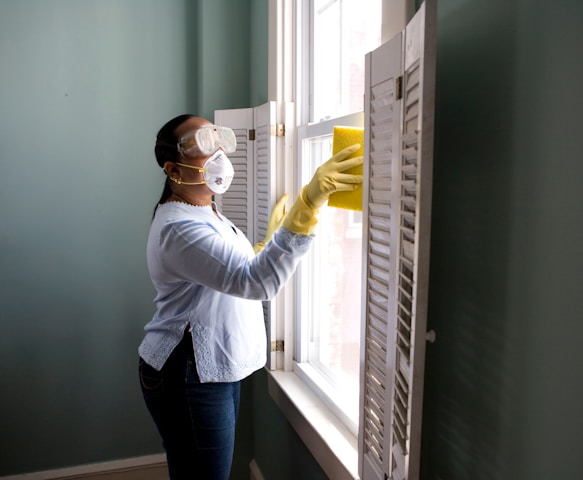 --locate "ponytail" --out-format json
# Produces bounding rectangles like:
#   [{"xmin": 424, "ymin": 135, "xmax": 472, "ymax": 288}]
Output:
[
  {"xmin": 153, "ymin": 177, "xmax": 173, "ymax": 218},
  {"xmin": 152, "ymin": 114, "xmax": 200, "ymax": 217}
]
